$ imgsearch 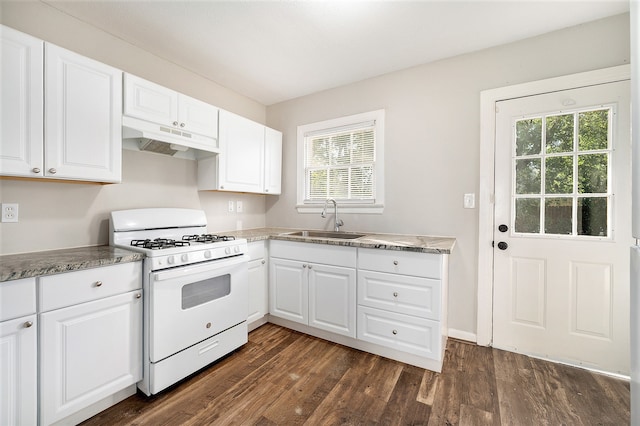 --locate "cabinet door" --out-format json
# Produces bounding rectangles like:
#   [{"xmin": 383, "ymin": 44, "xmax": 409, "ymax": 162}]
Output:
[
  {"xmin": 178, "ymin": 94, "xmax": 218, "ymax": 138},
  {"xmin": 45, "ymin": 44, "xmax": 122, "ymax": 182},
  {"xmin": 0, "ymin": 315, "xmax": 37, "ymax": 426},
  {"xmin": 218, "ymin": 110, "xmax": 265, "ymax": 192},
  {"xmin": 309, "ymin": 264, "xmax": 356, "ymax": 337},
  {"xmin": 247, "ymin": 257, "xmax": 268, "ymax": 325},
  {"xmin": 264, "ymin": 127, "xmax": 283, "ymax": 195},
  {"xmin": 123, "ymin": 73, "xmax": 178, "ymax": 126},
  {"xmin": 40, "ymin": 291, "xmax": 142, "ymax": 425},
  {"xmin": 269, "ymin": 258, "xmax": 307, "ymax": 325},
  {"xmin": 0, "ymin": 26, "xmax": 44, "ymax": 177}
]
